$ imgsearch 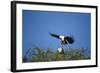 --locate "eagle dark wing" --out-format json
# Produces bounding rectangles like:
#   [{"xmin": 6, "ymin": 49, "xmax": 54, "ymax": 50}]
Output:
[
  {"xmin": 49, "ymin": 33, "xmax": 60, "ymax": 39},
  {"xmin": 64, "ymin": 36, "xmax": 74, "ymax": 44}
]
